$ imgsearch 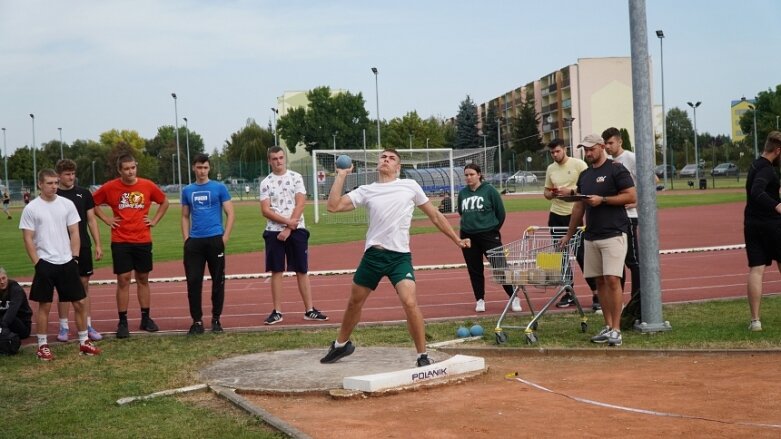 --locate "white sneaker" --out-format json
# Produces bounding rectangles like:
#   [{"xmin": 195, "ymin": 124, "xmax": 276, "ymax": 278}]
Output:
[
  {"xmin": 475, "ymin": 299, "xmax": 486, "ymax": 312},
  {"xmin": 511, "ymin": 297, "xmax": 522, "ymax": 312},
  {"xmin": 749, "ymin": 320, "xmax": 762, "ymax": 332}
]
